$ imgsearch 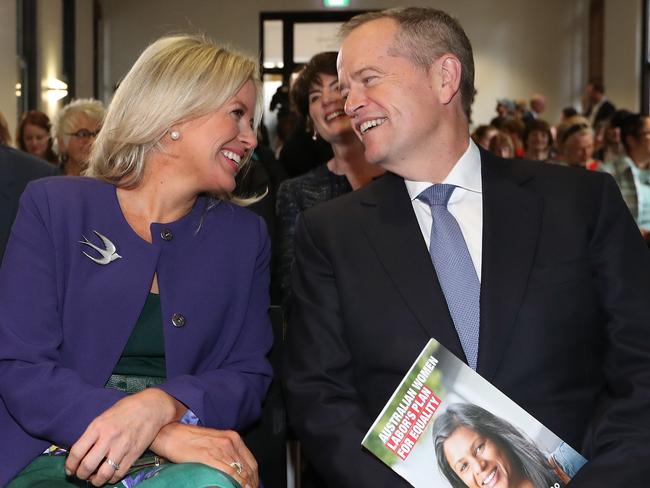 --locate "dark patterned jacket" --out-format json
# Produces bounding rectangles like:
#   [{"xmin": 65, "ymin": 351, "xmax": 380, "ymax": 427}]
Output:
[{"xmin": 275, "ymin": 164, "xmax": 351, "ymax": 309}]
